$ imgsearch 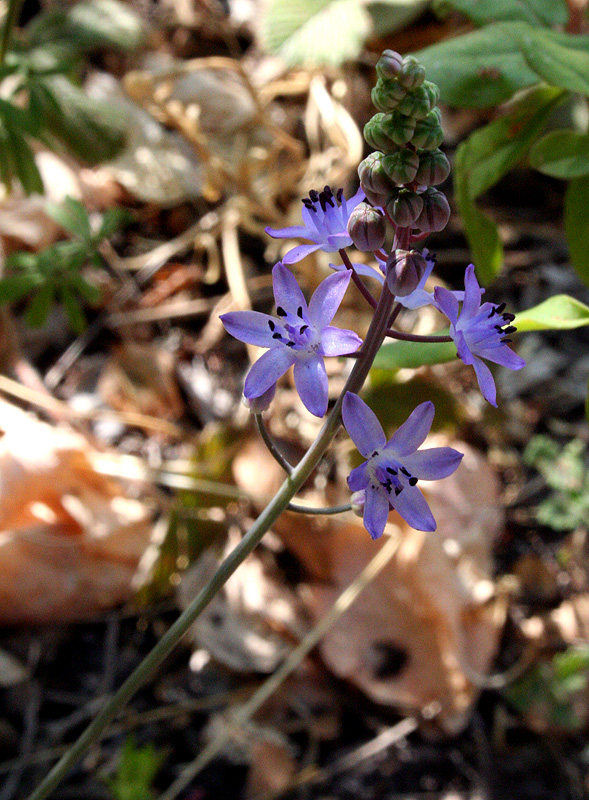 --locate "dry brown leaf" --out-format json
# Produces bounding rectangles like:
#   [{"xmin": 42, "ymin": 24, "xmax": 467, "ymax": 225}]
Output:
[
  {"xmin": 269, "ymin": 440, "xmax": 504, "ymax": 733},
  {"xmin": 245, "ymin": 737, "xmax": 297, "ymax": 799},
  {"xmin": 0, "ymin": 399, "xmax": 155, "ymax": 624}
]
